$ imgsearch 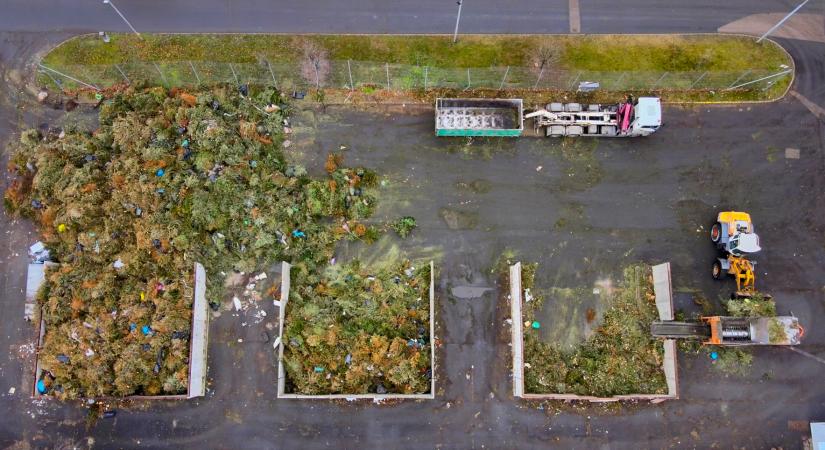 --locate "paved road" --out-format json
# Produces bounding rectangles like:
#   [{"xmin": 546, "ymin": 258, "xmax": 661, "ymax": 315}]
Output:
[{"xmin": 0, "ymin": 0, "xmax": 815, "ymax": 34}]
